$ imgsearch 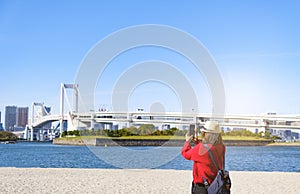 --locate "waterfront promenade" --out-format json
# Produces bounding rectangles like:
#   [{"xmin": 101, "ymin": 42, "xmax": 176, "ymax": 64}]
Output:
[{"xmin": 1, "ymin": 168, "xmax": 299, "ymax": 194}]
